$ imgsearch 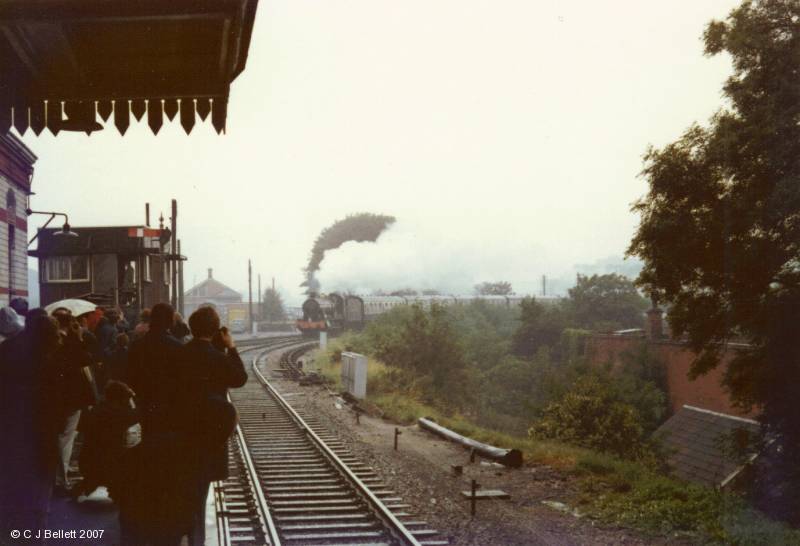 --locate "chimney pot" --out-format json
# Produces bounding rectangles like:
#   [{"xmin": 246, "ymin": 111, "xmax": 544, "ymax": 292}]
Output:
[
  {"xmin": 208, "ymin": 268, "xmax": 212, "ymax": 279},
  {"xmin": 646, "ymin": 306, "xmax": 664, "ymax": 340}
]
